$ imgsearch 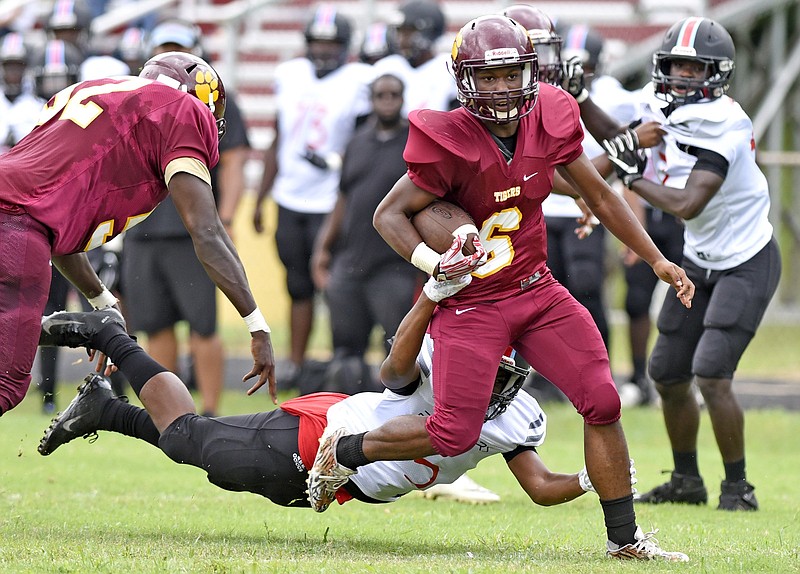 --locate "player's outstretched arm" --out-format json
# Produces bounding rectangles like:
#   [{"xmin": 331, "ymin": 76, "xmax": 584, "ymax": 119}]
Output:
[
  {"xmin": 169, "ymin": 171, "xmax": 277, "ymax": 402},
  {"xmin": 560, "ymin": 154, "xmax": 694, "ymax": 308},
  {"xmin": 506, "ymin": 450, "xmax": 586, "ymax": 506}
]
